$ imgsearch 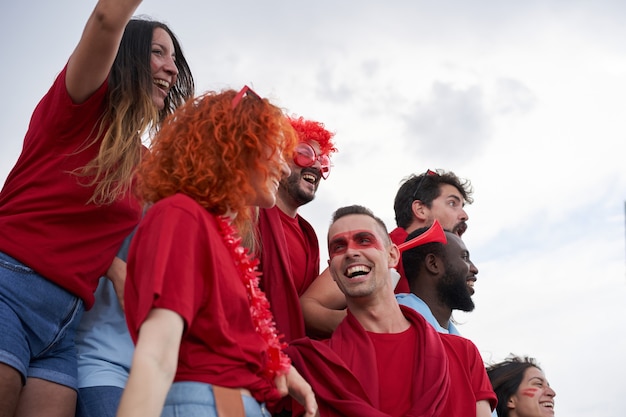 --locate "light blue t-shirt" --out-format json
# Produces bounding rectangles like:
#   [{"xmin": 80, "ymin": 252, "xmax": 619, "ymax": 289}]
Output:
[
  {"xmin": 75, "ymin": 232, "xmax": 134, "ymax": 388},
  {"xmin": 396, "ymin": 293, "xmax": 498, "ymax": 417},
  {"xmin": 75, "ymin": 278, "xmax": 133, "ymax": 388},
  {"xmin": 395, "ymin": 293, "xmax": 461, "ymax": 335}
]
